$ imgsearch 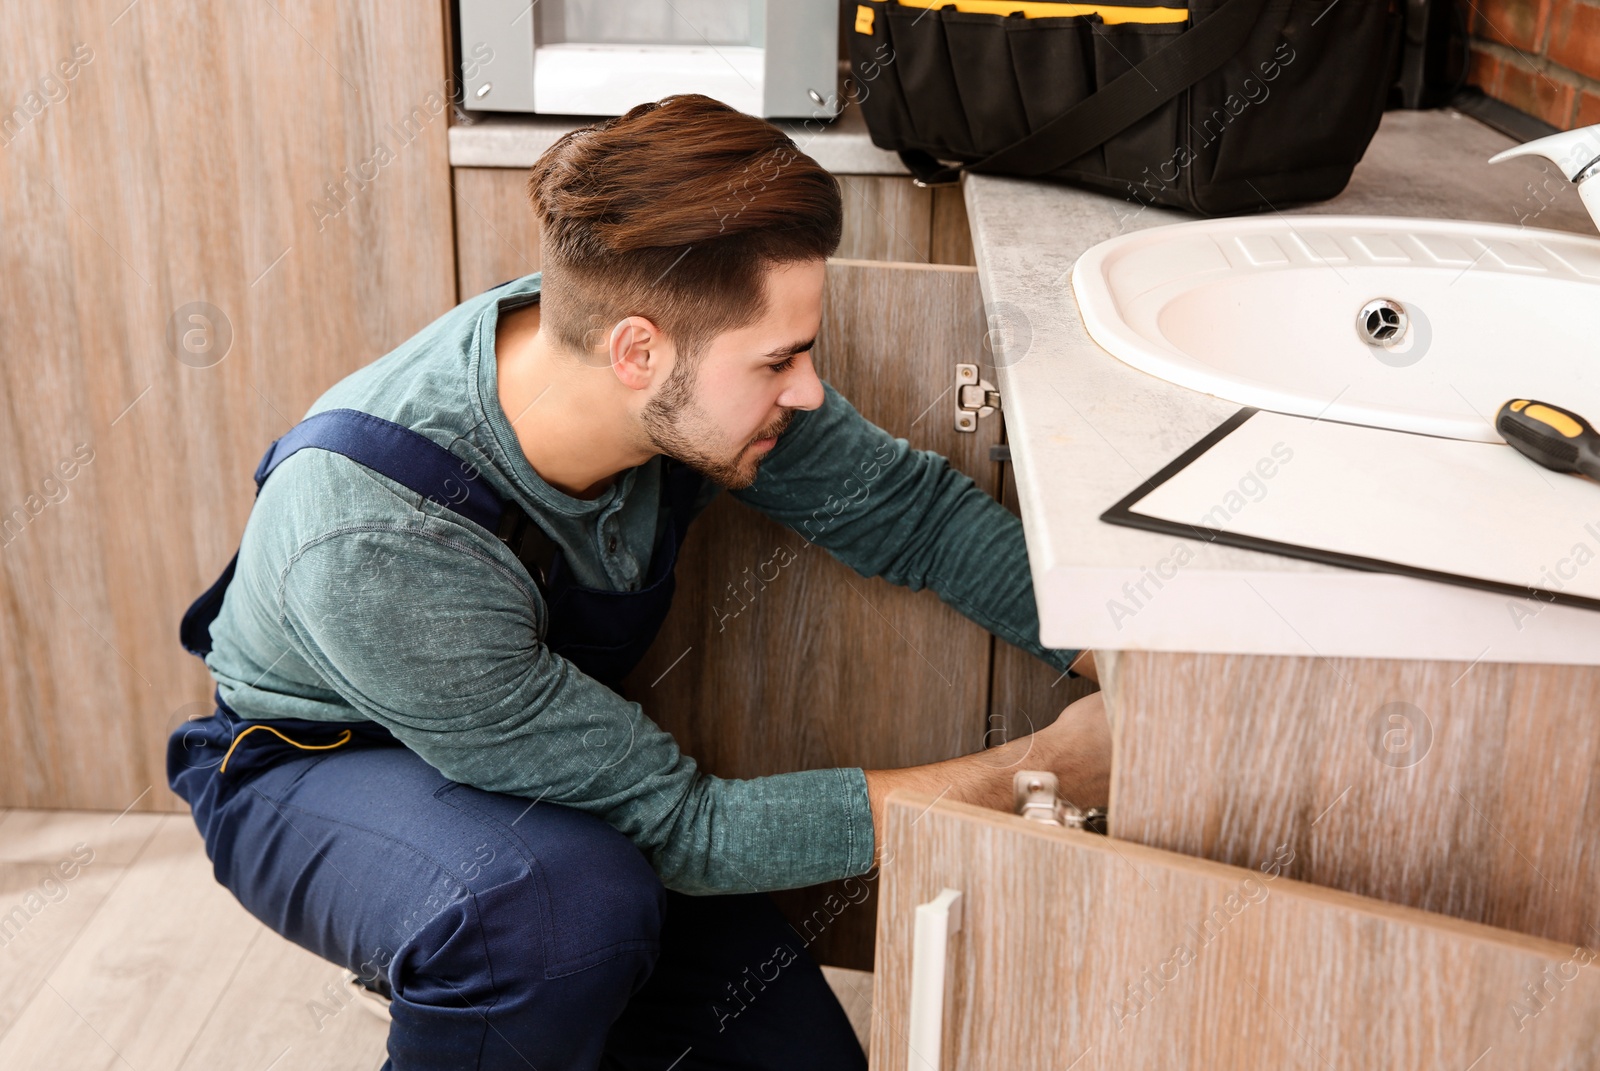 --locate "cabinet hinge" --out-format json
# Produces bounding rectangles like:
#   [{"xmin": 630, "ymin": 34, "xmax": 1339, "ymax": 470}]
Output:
[
  {"xmin": 1013, "ymin": 770, "xmax": 1108, "ymax": 834},
  {"xmin": 955, "ymin": 363, "xmax": 1000, "ymax": 433}
]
